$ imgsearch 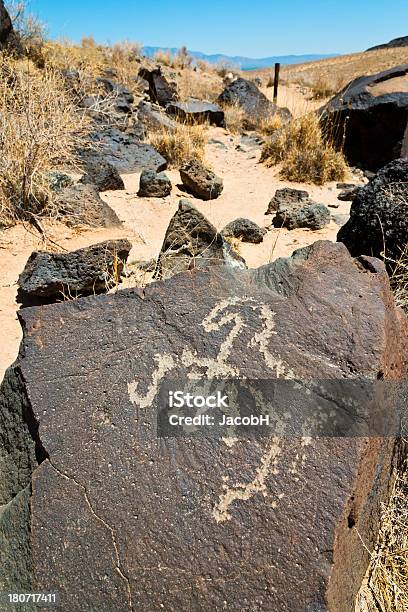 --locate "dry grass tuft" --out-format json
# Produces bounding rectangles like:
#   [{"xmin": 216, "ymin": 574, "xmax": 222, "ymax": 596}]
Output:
[
  {"xmin": 178, "ymin": 67, "xmax": 222, "ymax": 102},
  {"xmin": 261, "ymin": 112, "xmax": 348, "ymax": 184},
  {"xmin": 389, "ymin": 245, "xmax": 408, "ymax": 314},
  {"xmin": 0, "ymin": 53, "xmax": 90, "ymax": 227},
  {"xmin": 260, "ymin": 113, "xmax": 283, "ymax": 136},
  {"xmin": 223, "ymin": 103, "xmax": 245, "ymax": 134},
  {"xmin": 357, "ymin": 460, "xmax": 408, "ymax": 612},
  {"xmin": 149, "ymin": 122, "xmax": 206, "ymax": 167}
]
